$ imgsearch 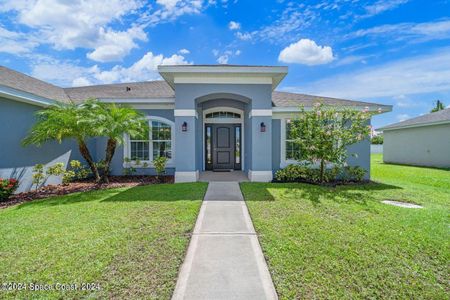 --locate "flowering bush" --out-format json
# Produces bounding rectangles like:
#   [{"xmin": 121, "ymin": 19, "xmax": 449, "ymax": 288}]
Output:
[
  {"xmin": 288, "ymin": 103, "xmax": 371, "ymax": 183},
  {"xmin": 0, "ymin": 178, "xmax": 19, "ymax": 201}
]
